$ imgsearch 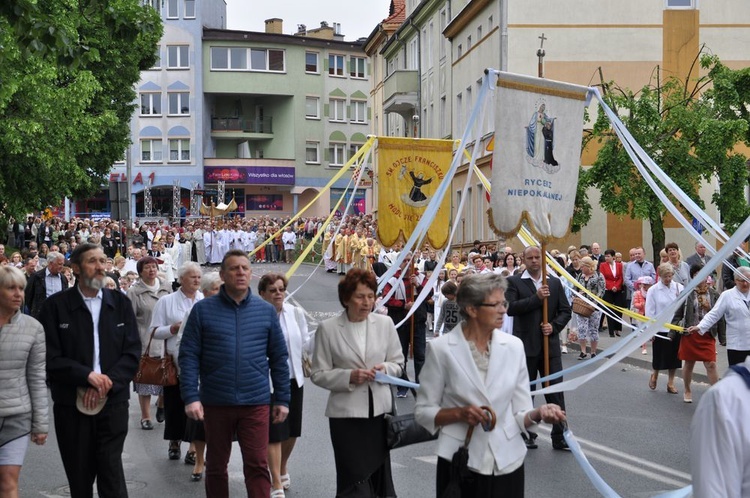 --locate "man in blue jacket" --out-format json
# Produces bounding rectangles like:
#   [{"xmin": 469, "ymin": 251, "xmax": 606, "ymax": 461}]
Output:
[{"xmin": 180, "ymin": 249, "xmax": 290, "ymax": 497}]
